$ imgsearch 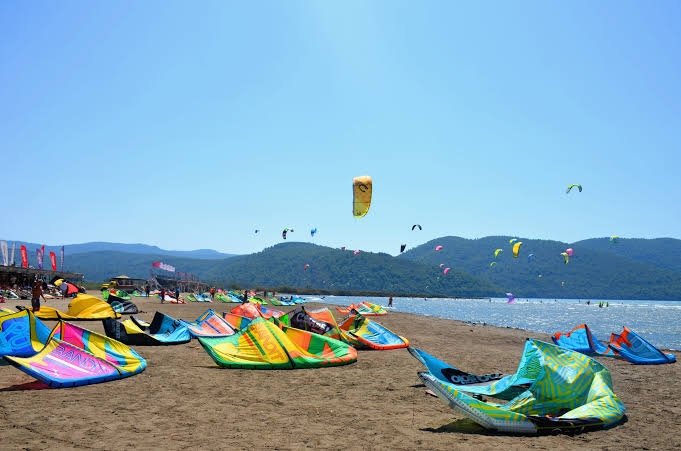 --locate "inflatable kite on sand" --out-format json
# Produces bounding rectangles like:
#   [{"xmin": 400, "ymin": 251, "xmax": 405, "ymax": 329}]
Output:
[
  {"xmin": 179, "ymin": 309, "xmax": 237, "ymax": 338},
  {"xmin": 102, "ymin": 312, "xmax": 191, "ymax": 346},
  {"xmin": 553, "ymin": 324, "xmax": 676, "ymax": 365},
  {"xmin": 413, "ymin": 339, "xmax": 626, "ymax": 434},
  {"xmin": 0, "ymin": 310, "xmax": 146, "ymax": 388},
  {"xmin": 19, "ymin": 294, "xmax": 120, "ymax": 320},
  {"xmin": 198, "ymin": 317, "xmax": 357, "ymax": 369}
]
